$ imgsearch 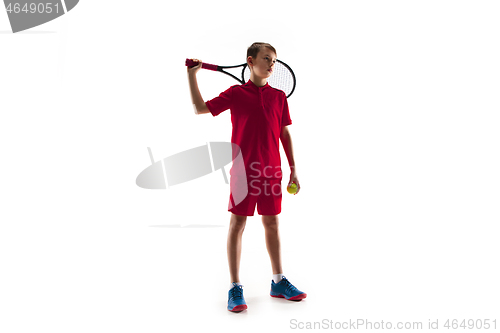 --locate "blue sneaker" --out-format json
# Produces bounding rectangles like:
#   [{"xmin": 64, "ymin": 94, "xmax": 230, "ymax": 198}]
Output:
[
  {"xmin": 228, "ymin": 283, "xmax": 248, "ymax": 312},
  {"xmin": 270, "ymin": 276, "xmax": 307, "ymax": 301}
]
